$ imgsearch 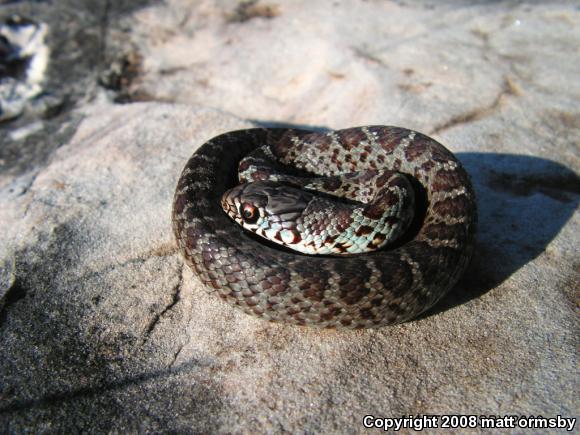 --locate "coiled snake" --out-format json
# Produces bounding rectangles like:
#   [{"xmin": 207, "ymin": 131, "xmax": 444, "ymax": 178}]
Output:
[{"xmin": 172, "ymin": 127, "xmax": 477, "ymax": 328}]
